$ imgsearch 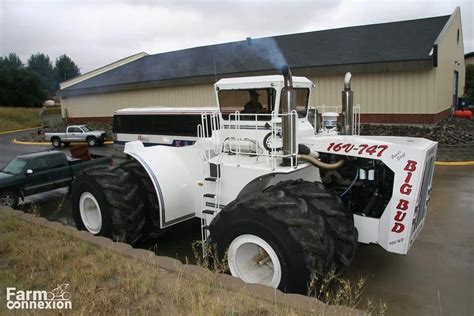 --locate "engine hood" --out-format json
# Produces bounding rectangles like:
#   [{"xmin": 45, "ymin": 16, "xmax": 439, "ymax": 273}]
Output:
[{"xmin": 0, "ymin": 172, "xmax": 16, "ymax": 184}]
